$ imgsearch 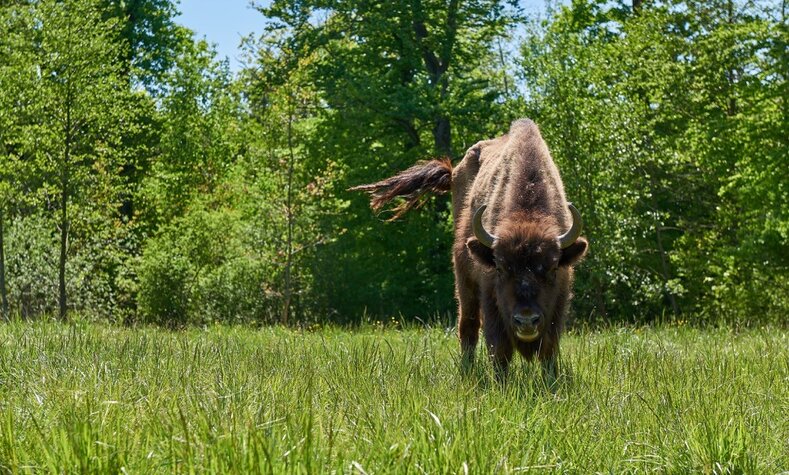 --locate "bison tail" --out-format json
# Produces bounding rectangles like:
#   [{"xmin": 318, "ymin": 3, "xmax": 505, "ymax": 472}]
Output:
[{"xmin": 349, "ymin": 158, "xmax": 453, "ymax": 220}]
